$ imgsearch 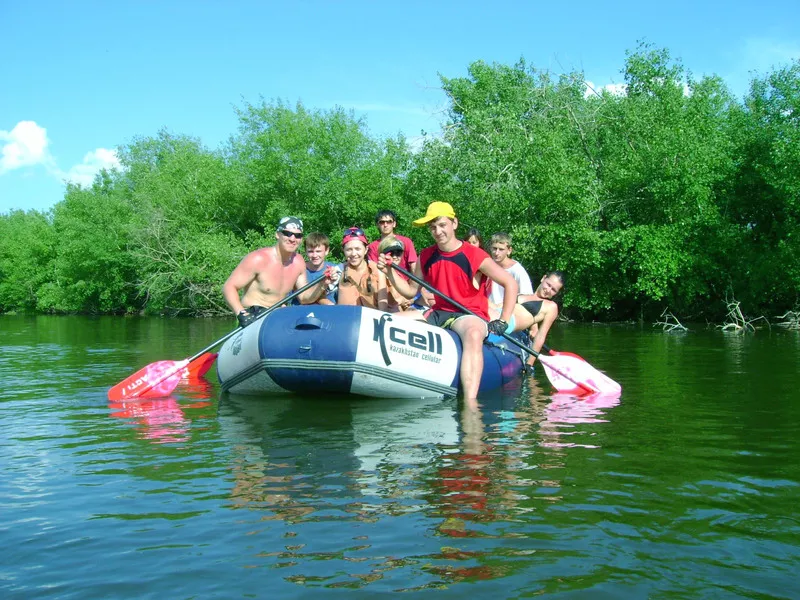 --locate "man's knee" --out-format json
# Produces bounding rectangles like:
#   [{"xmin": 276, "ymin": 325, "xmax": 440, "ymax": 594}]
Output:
[{"xmin": 459, "ymin": 322, "xmax": 487, "ymax": 346}]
